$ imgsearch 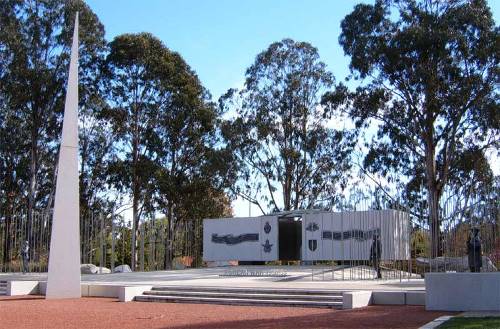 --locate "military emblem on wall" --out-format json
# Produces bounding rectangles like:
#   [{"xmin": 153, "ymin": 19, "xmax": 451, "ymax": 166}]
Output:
[
  {"xmin": 262, "ymin": 239, "xmax": 273, "ymax": 253},
  {"xmin": 264, "ymin": 221, "xmax": 271, "ymax": 234},
  {"xmin": 308, "ymin": 239, "xmax": 318, "ymax": 251},
  {"xmin": 305, "ymin": 222, "xmax": 319, "ymax": 232},
  {"xmin": 211, "ymin": 233, "xmax": 259, "ymax": 245},
  {"xmin": 322, "ymin": 228, "xmax": 380, "ymax": 241}
]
